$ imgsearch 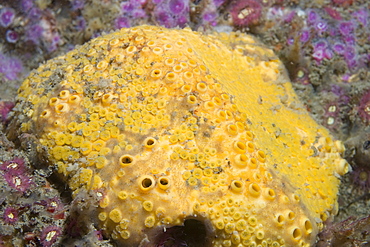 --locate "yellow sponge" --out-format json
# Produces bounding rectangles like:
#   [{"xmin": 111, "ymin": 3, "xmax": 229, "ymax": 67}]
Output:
[{"xmin": 9, "ymin": 25, "xmax": 348, "ymax": 246}]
